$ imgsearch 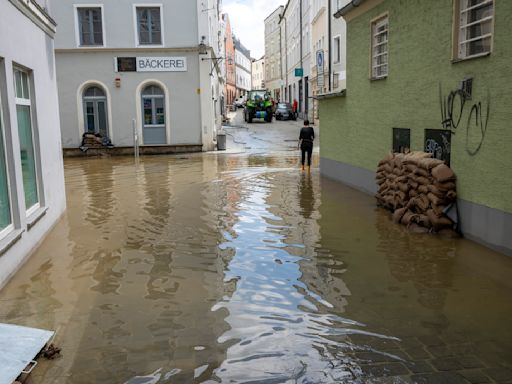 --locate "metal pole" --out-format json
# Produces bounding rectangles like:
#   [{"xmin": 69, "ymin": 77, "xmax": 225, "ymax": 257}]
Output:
[{"xmin": 132, "ymin": 118, "xmax": 139, "ymax": 160}]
